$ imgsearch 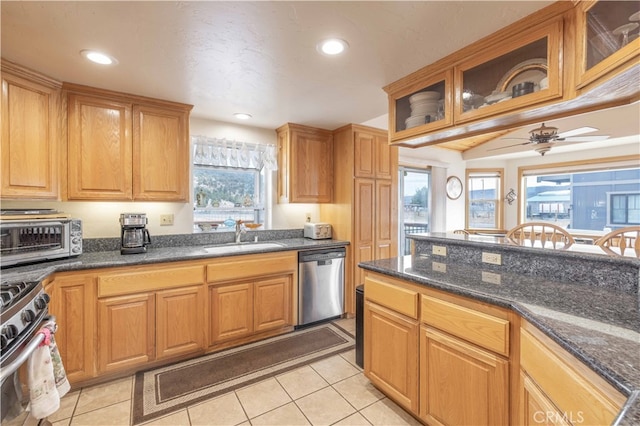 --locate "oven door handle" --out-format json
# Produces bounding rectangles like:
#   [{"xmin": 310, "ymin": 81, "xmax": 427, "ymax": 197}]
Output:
[{"xmin": 0, "ymin": 315, "xmax": 55, "ymax": 383}]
